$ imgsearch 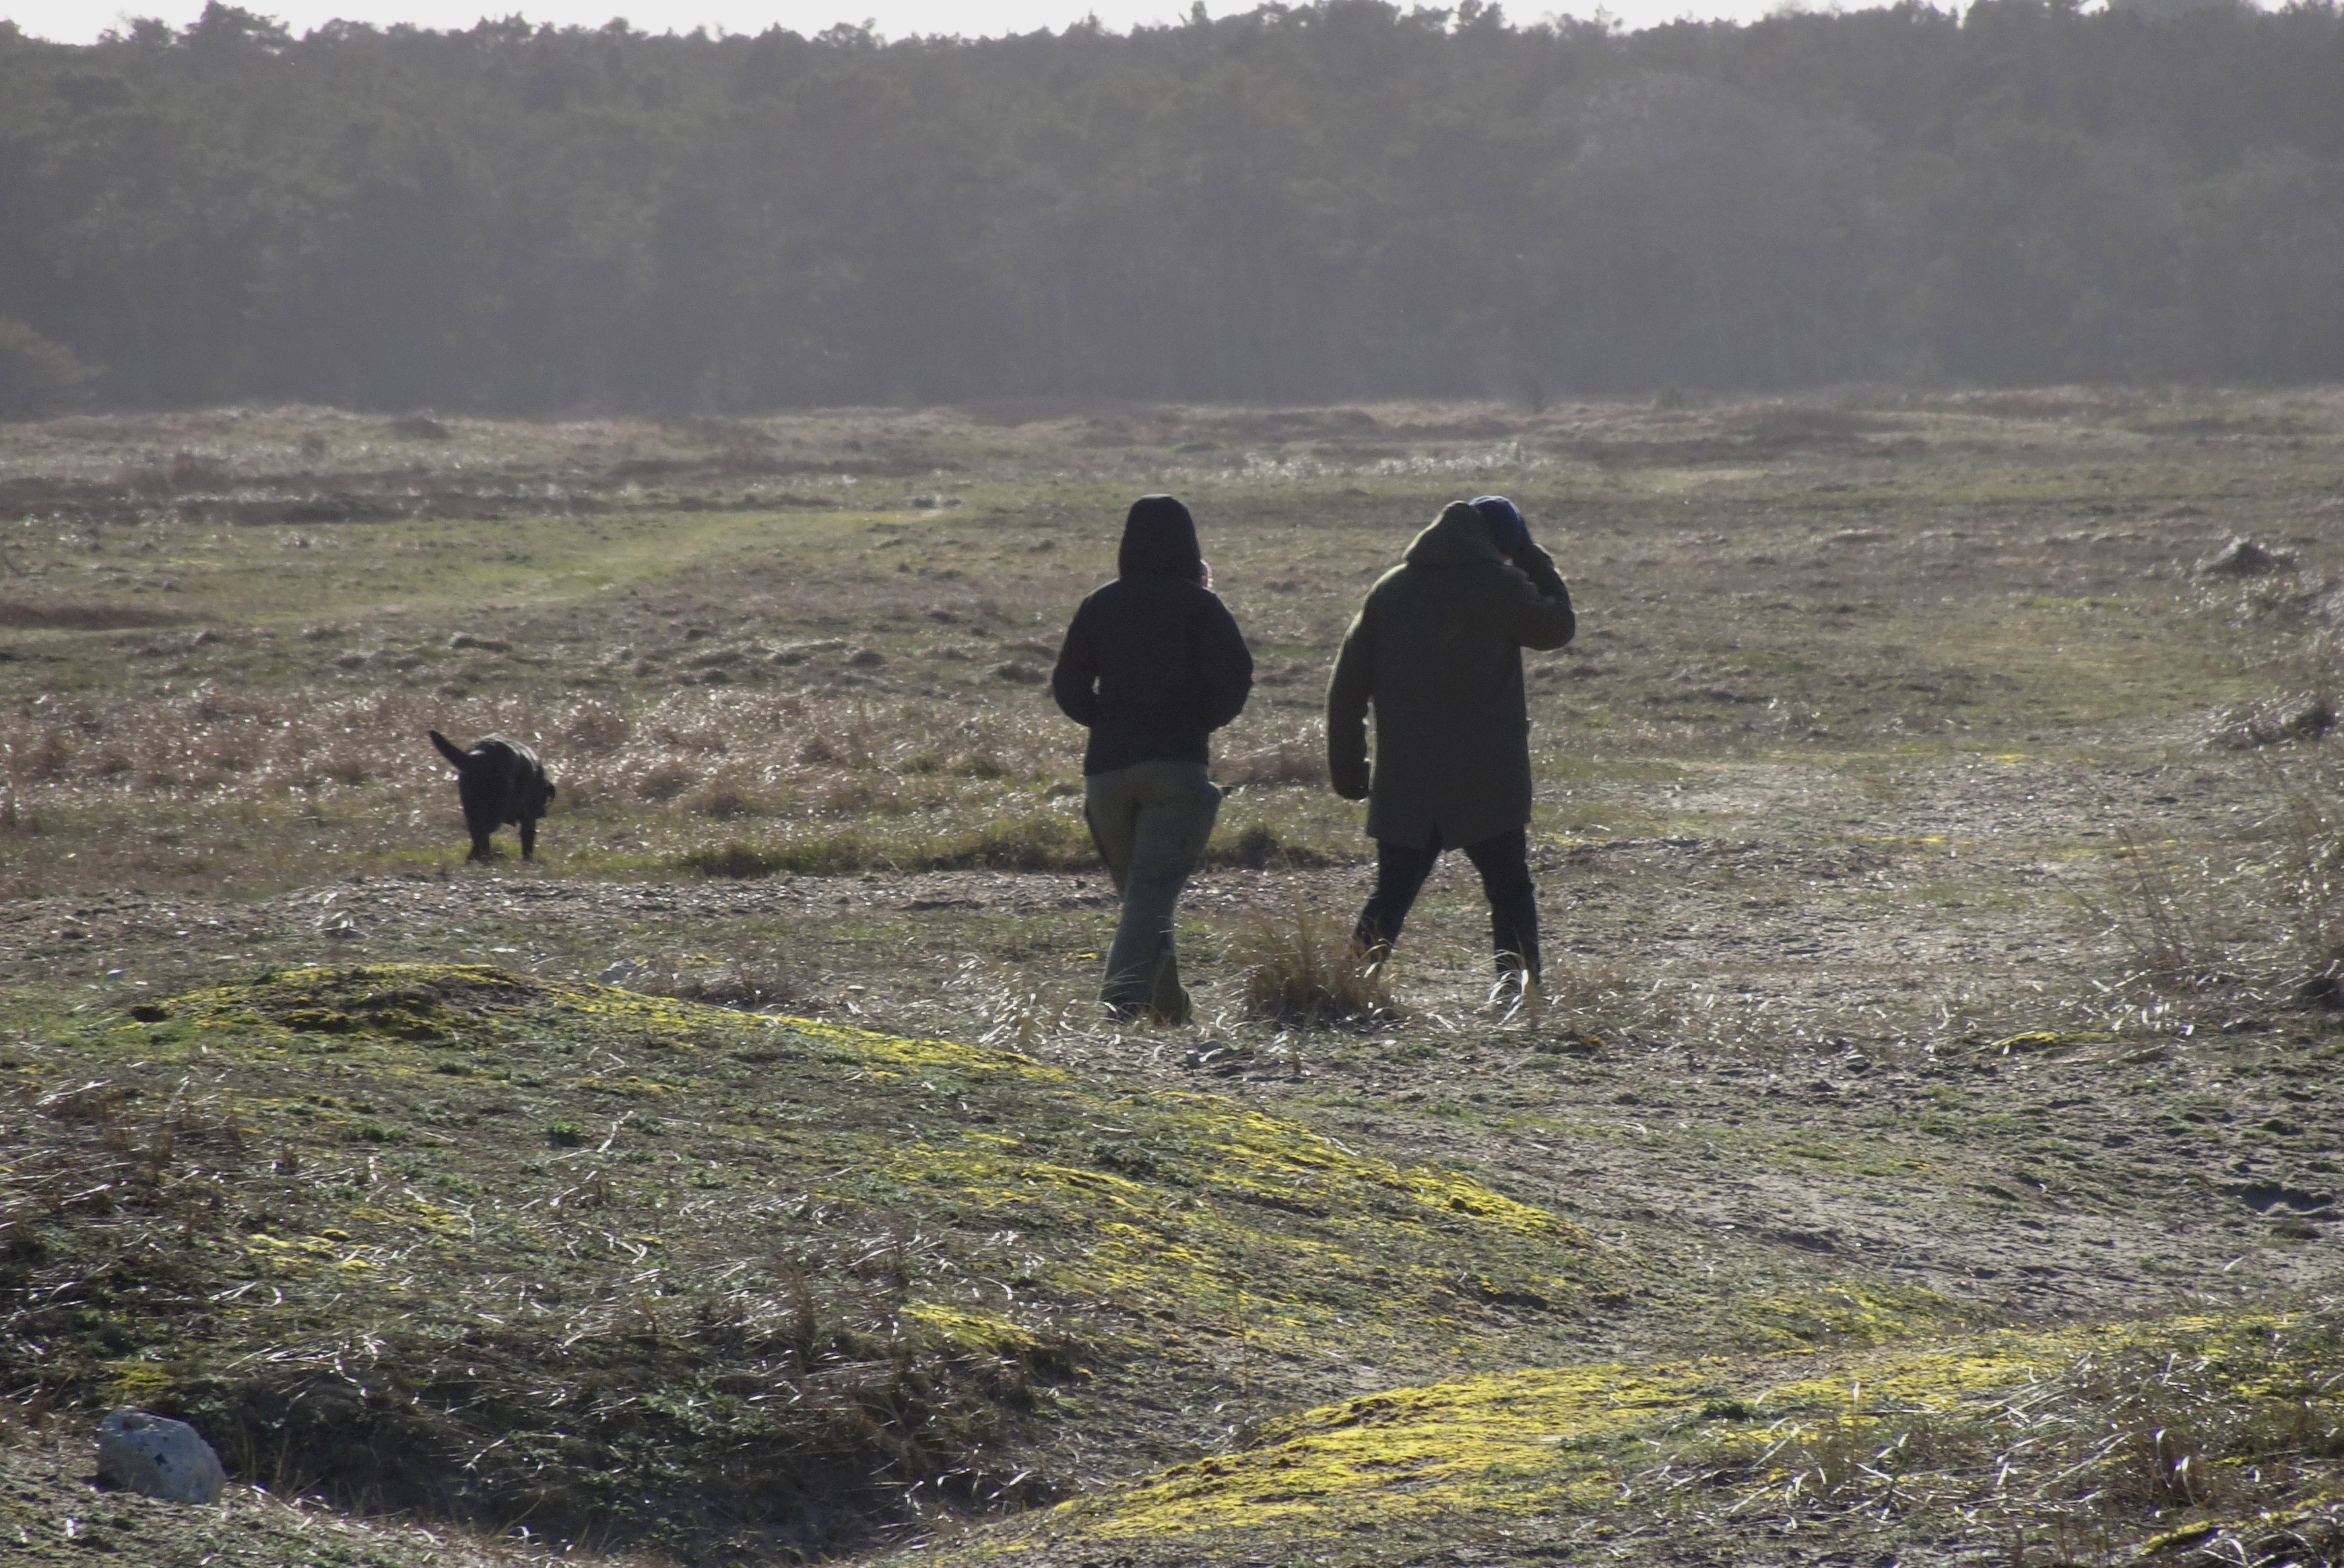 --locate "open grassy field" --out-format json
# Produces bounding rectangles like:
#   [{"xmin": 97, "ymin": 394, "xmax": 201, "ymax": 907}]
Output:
[{"xmin": 1, "ymin": 389, "xmax": 2340, "ymax": 1566}]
